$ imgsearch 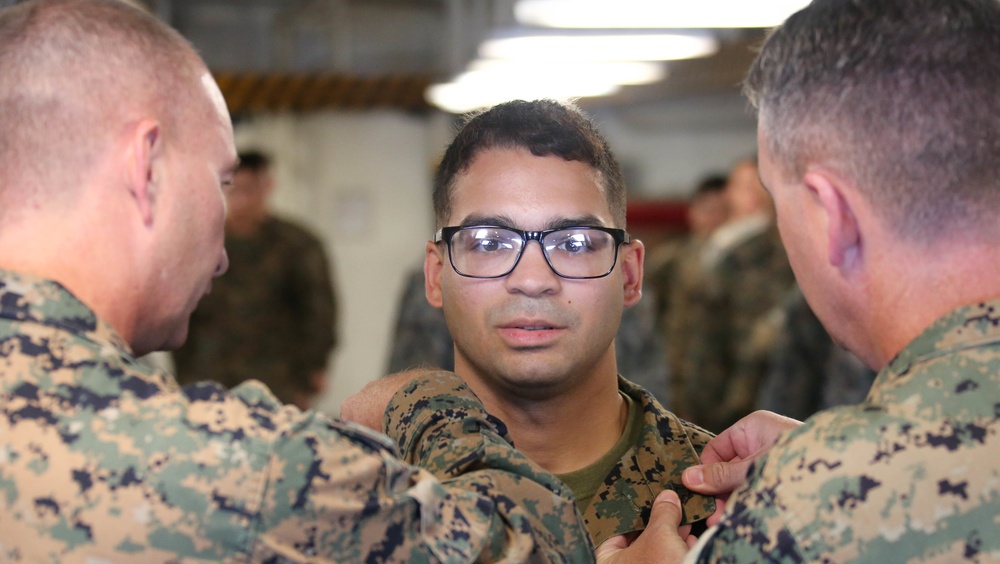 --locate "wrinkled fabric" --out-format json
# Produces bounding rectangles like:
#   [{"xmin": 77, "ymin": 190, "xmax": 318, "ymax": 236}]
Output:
[
  {"xmin": 691, "ymin": 299, "xmax": 1000, "ymax": 562},
  {"xmin": 389, "ymin": 375, "xmax": 716, "ymax": 547},
  {"xmin": 0, "ymin": 269, "xmax": 593, "ymax": 562}
]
